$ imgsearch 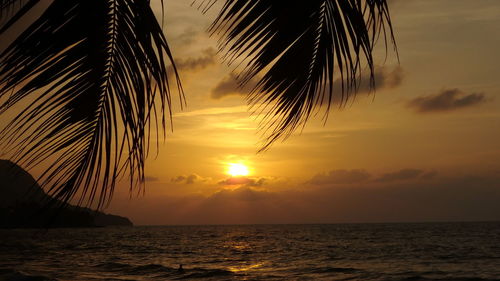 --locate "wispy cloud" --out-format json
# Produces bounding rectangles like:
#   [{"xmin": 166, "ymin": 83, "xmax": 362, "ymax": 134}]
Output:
[
  {"xmin": 111, "ymin": 171, "xmax": 500, "ymax": 225},
  {"xmin": 218, "ymin": 176, "xmax": 268, "ymax": 187},
  {"xmin": 332, "ymin": 65, "xmax": 404, "ymax": 96},
  {"xmin": 211, "ymin": 73, "xmax": 260, "ymax": 99},
  {"xmin": 407, "ymin": 88, "xmax": 487, "ymax": 113},
  {"xmin": 141, "ymin": 176, "xmax": 159, "ymax": 183},
  {"xmin": 210, "ymin": 66, "xmax": 404, "ymax": 100},
  {"xmin": 174, "ymin": 48, "xmax": 216, "ymax": 72},
  {"xmin": 174, "ymin": 105, "xmax": 249, "ymax": 117},
  {"xmin": 171, "ymin": 174, "xmax": 210, "ymax": 184},
  {"xmin": 175, "ymin": 27, "xmax": 199, "ymax": 45},
  {"xmin": 309, "ymin": 169, "xmax": 371, "ymax": 185},
  {"xmin": 375, "ymin": 169, "xmax": 426, "ymax": 183},
  {"xmin": 308, "ymin": 168, "xmax": 437, "ymax": 185}
]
